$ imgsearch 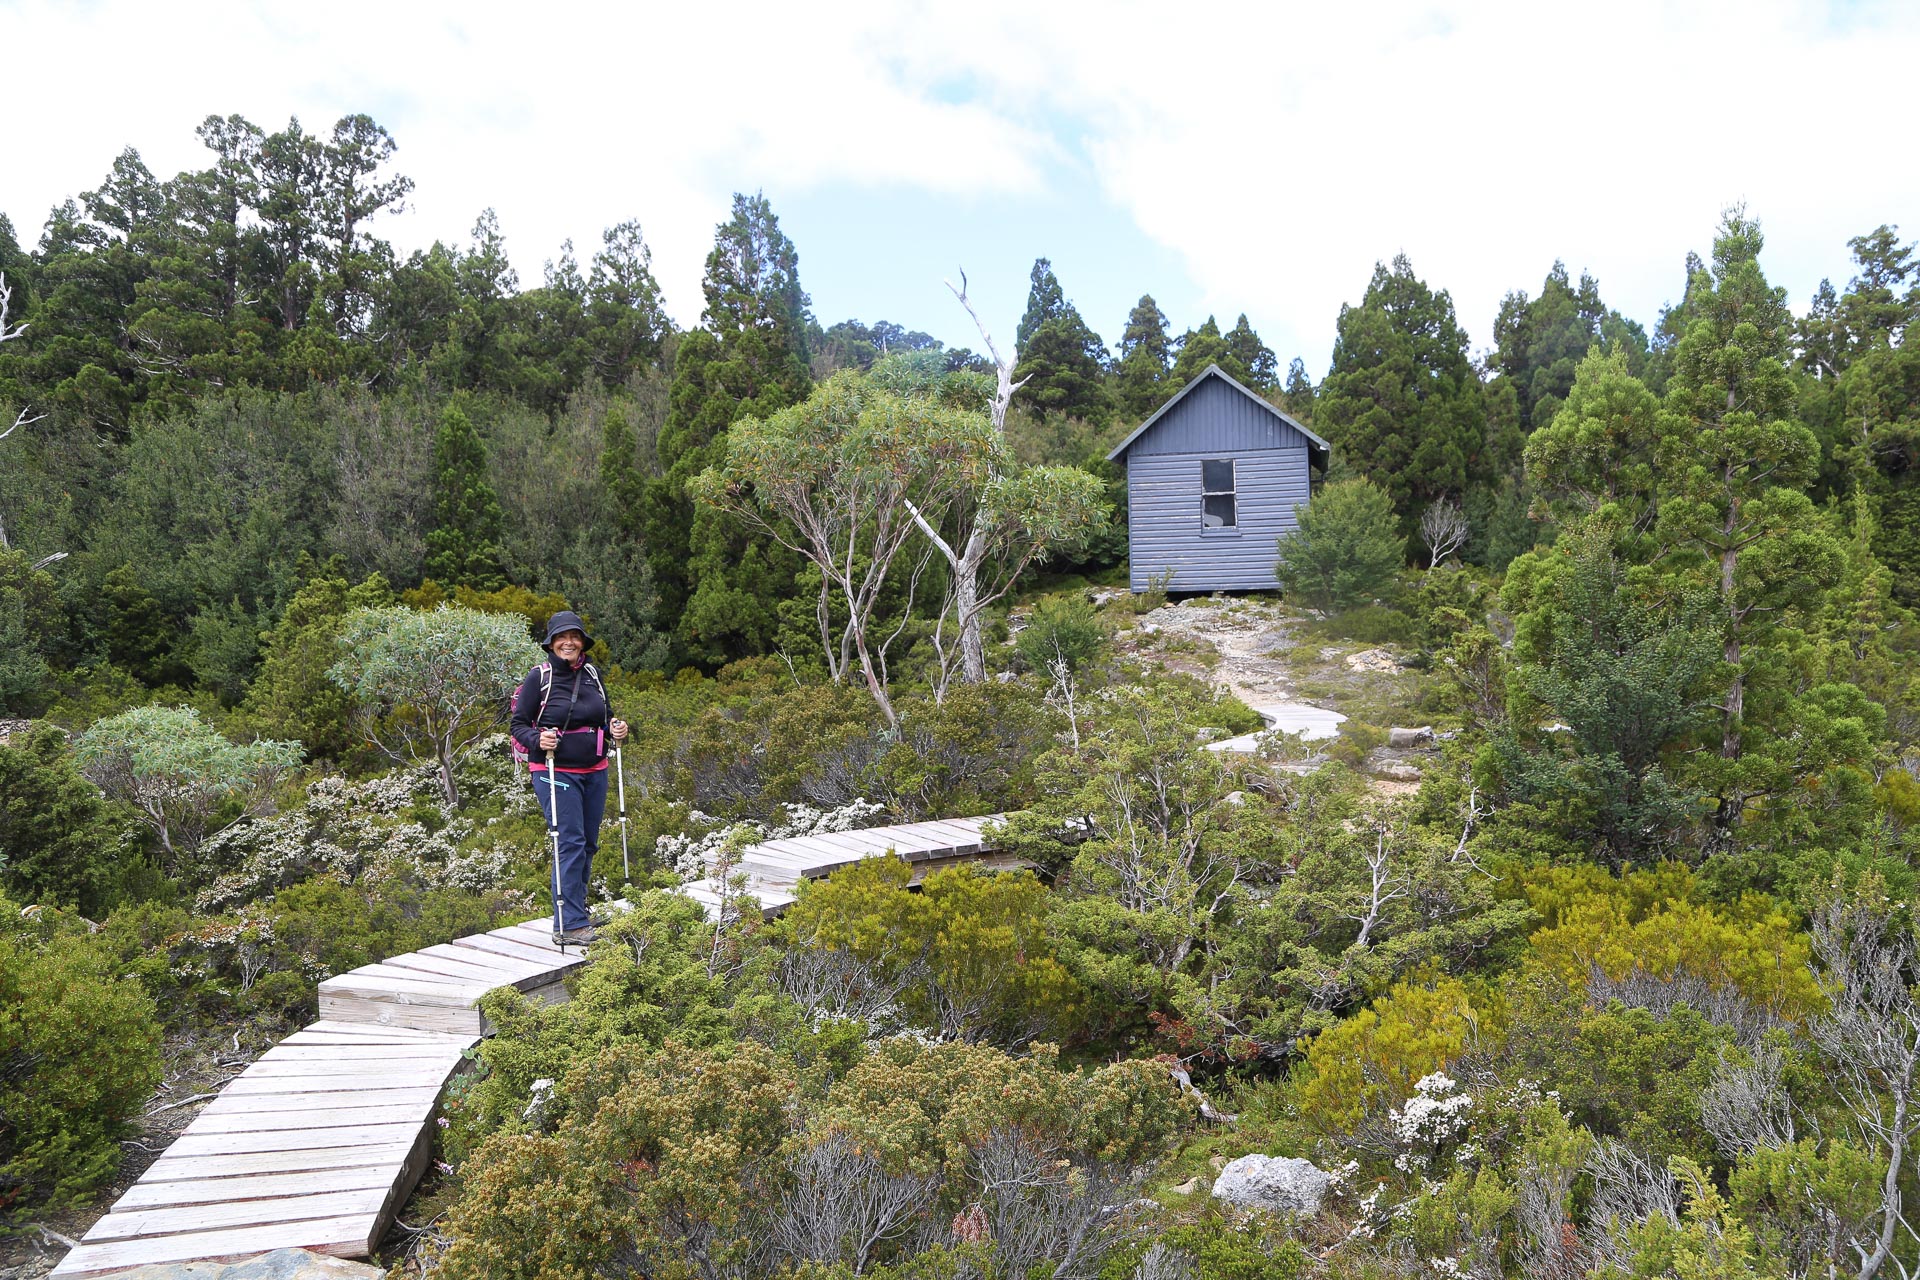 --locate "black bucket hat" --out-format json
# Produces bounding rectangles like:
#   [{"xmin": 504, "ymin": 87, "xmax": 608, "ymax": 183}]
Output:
[{"xmin": 541, "ymin": 609, "xmax": 592, "ymax": 653}]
